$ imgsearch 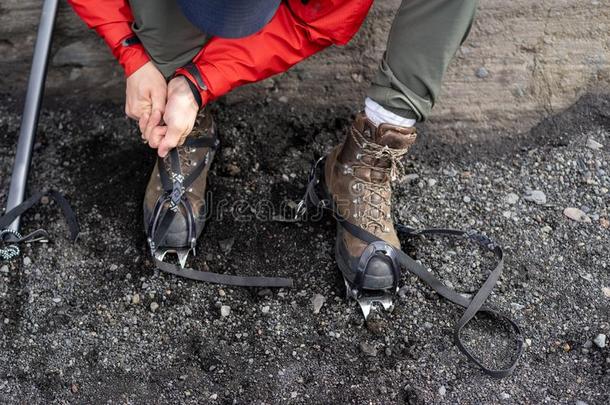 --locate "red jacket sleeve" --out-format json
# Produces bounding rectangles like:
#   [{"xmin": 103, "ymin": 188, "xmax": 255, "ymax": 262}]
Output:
[
  {"xmin": 68, "ymin": 0, "xmax": 149, "ymax": 77},
  {"xmin": 176, "ymin": 0, "xmax": 372, "ymax": 105}
]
